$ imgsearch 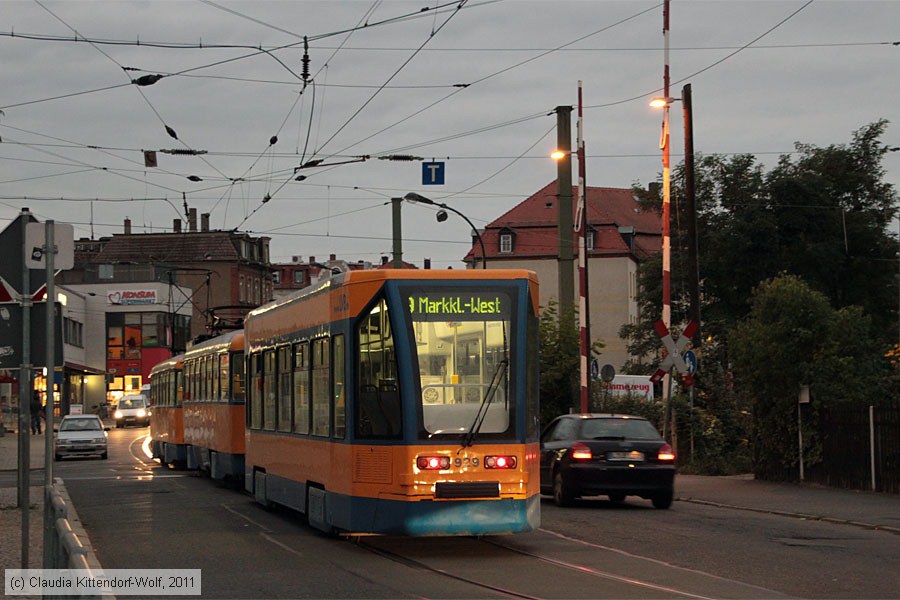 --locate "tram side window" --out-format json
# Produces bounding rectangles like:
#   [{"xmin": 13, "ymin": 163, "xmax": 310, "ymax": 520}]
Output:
[
  {"xmin": 206, "ymin": 355, "xmax": 215, "ymax": 402},
  {"xmin": 333, "ymin": 334, "xmax": 345, "ymax": 439},
  {"xmin": 277, "ymin": 346, "xmax": 292, "ymax": 432},
  {"xmin": 293, "ymin": 342, "xmax": 310, "ymax": 434},
  {"xmin": 263, "ymin": 349, "xmax": 276, "ymax": 430},
  {"xmin": 250, "ymin": 353, "xmax": 262, "ymax": 429},
  {"xmin": 356, "ymin": 299, "xmax": 401, "ymax": 438},
  {"xmin": 182, "ymin": 360, "xmax": 191, "ymax": 401},
  {"xmin": 311, "ymin": 338, "xmax": 331, "ymax": 437},
  {"xmin": 232, "ymin": 352, "xmax": 245, "ymax": 403},
  {"xmin": 220, "ymin": 353, "xmax": 230, "ymax": 402}
]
